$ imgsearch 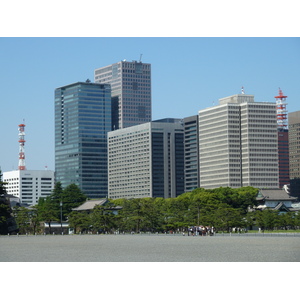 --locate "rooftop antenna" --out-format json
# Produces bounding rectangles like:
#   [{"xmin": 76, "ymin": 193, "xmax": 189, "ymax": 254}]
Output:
[
  {"xmin": 275, "ymin": 88, "xmax": 288, "ymax": 129},
  {"xmin": 241, "ymin": 86, "xmax": 245, "ymax": 94},
  {"xmin": 18, "ymin": 121, "xmax": 26, "ymax": 170},
  {"xmin": 139, "ymin": 54, "xmax": 143, "ymax": 62}
]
